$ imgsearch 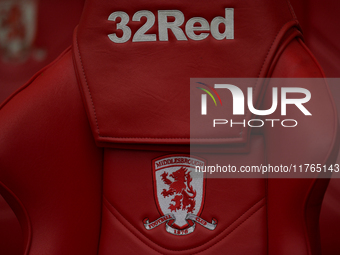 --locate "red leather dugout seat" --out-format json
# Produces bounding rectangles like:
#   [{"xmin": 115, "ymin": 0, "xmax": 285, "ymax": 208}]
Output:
[
  {"xmin": 0, "ymin": 1, "xmax": 85, "ymax": 254},
  {"xmin": 0, "ymin": 0, "xmax": 338, "ymax": 254},
  {"xmin": 290, "ymin": 0, "xmax": 340, "ymax": 254}
]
